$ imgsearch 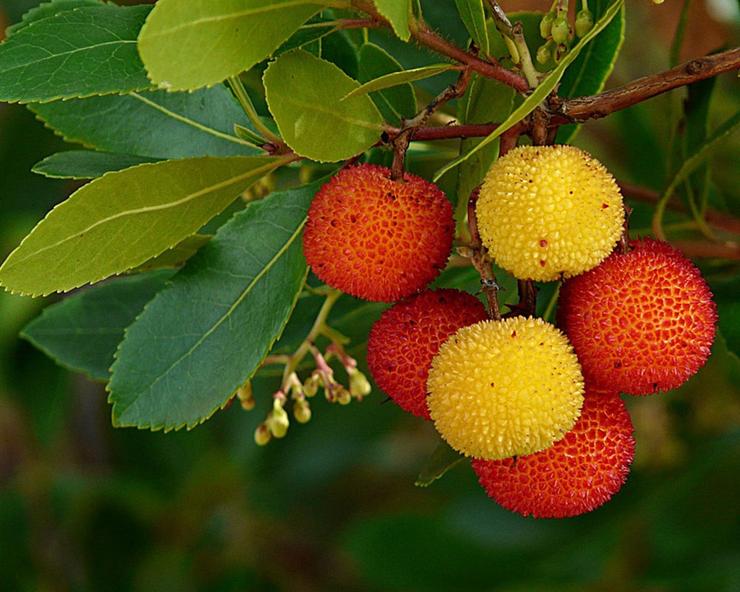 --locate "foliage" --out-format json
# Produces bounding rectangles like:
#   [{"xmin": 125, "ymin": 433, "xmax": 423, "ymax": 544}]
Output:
[{"xmin": 0, "ymin": 0, "xmax": 738, "ymax": 587}]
